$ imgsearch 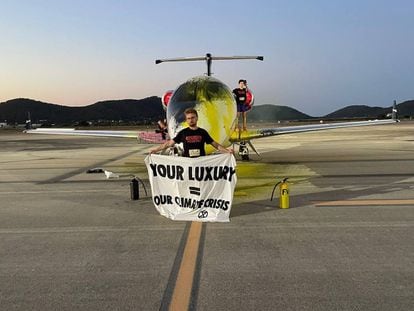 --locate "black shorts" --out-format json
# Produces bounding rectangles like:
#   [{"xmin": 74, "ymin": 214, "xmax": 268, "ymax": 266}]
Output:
[{"xmin": 237, "ymin": 103, "xmax": 249, "ymax": 112}]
